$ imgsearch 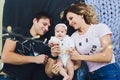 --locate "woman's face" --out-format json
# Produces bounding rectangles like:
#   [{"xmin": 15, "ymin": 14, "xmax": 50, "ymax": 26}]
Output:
[{"xmin": 66, "ymin": 12, "xmax": 84, "ymax": 30}]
